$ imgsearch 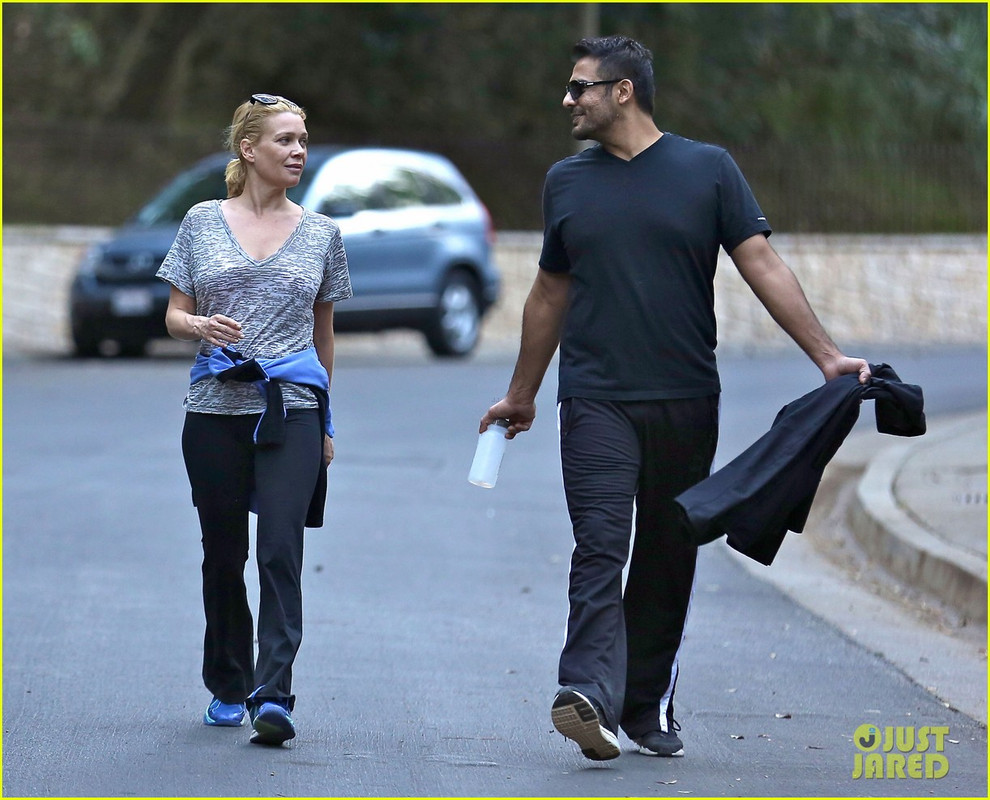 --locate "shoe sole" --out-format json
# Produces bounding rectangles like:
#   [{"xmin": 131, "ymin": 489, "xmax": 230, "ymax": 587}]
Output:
[
  {"xmin": 637, "ymin": 744, "xmax": 685, "ymax": 757},
  {"xmin": 551, "ymin": 689, "xmax": 620, "ymax": 761},
  {"xmin": 250, "ymin": 709, "xmax": 296, "ymax": 746}
]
